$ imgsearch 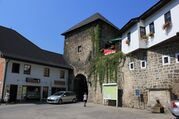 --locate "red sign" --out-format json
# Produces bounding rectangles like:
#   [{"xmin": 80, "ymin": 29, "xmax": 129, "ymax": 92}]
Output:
[{"xmin": 103, "ymin": 49, "xmax": 116, "ymax": 55}]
